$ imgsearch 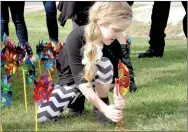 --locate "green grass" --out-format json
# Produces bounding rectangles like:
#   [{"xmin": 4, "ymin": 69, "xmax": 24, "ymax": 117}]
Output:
[{"xmin": 1, "ymin": 10, "xmax": 187, "ymax": 131}]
